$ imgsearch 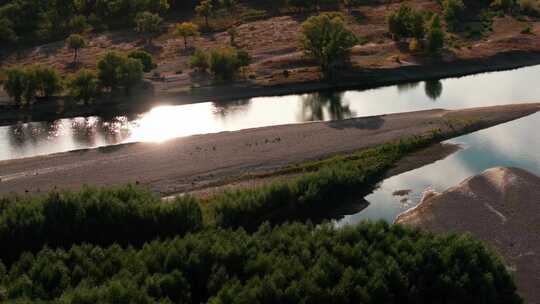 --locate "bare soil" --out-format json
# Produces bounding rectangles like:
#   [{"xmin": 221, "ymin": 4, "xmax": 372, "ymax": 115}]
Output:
[
  {"xmin": 0, "ymin": 103, "xmax": 537, "ymax": 196},
  {"xmin": 396, "ymin": 167, "xmax": 540, "ymax": 304}
]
